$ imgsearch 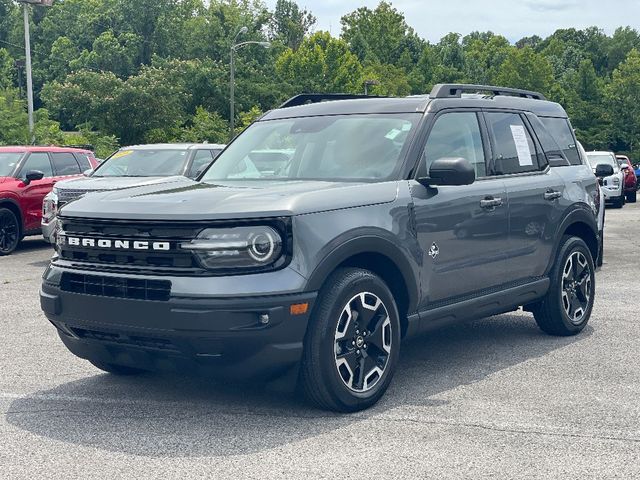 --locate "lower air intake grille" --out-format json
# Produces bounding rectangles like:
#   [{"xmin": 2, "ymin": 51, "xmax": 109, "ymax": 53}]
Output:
[{"xmin": 61, "ymin": 272, "xmax": 171, "ymax": 301}]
